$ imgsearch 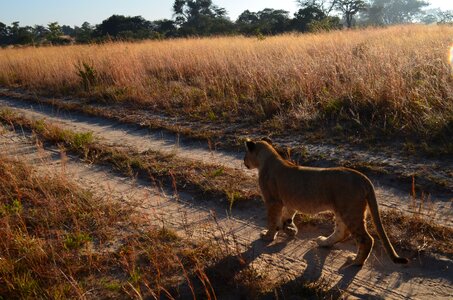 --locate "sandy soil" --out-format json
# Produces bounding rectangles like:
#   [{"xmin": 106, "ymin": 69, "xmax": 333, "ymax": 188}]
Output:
[{"xmin": 1, "ymin": 114, "xmax": 452, "ymax": 299}]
